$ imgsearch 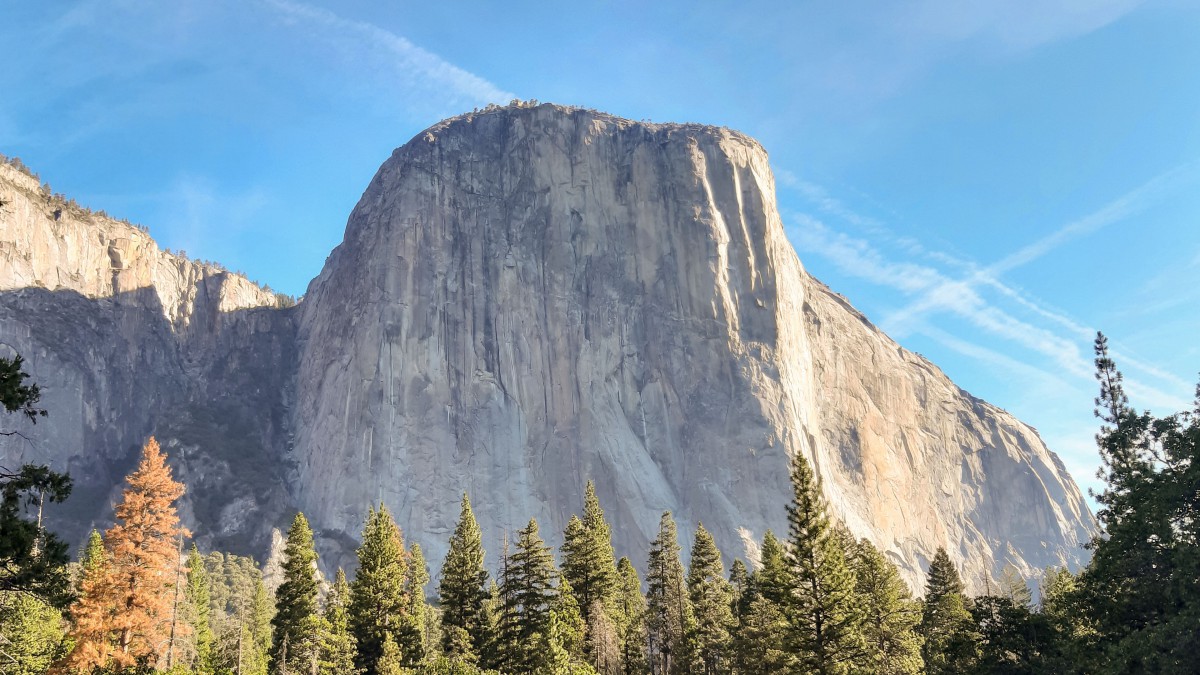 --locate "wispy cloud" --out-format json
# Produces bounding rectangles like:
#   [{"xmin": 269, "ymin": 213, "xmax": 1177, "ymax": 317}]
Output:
[
  {"xmin": 989, "ymin": 162, "xmax": 1200, "ymax": 276},
  {"xmin": 262, "ymin": 0, "xmax": 513, "ymax": 107},
  {"xmin": 897, "ymin": 0, "xmax": 1146, "ymax": 53},
  {"xmin": 883, "ymin": 162, "xmax": 1200, "ymax": 333},
  {"xmin": 783, "ymin": 166, "xmax": 1195, "ymax": 411}
]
